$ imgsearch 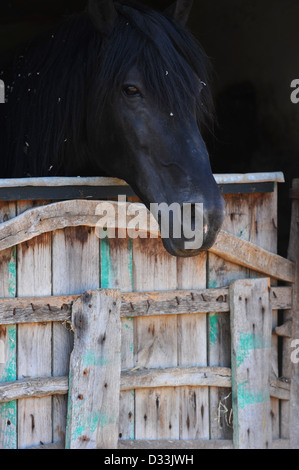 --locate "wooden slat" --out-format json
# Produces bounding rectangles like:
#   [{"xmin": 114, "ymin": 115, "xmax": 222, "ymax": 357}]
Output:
[
  {"xmin": 66, "ymin": 289, "xmax": 121, "ymax": 449},
  {"xmin": 121, "ymin": 287, "xmax": 229, "ymax": 316},
  {"xmin": 100, "ymin": 232, "xmax": 135, "ymax": 441},
  {"xmin": 0, "ymin": 201, "xmax": 17, "ymax": 449},
  {"xmin": 230, "ymin": 278, "xmax": 272, "ymax": 449},
  {"xmin": 119, "ymin": 439, "xmax": 234, "ymax": 449},
  {"xmin": 0, "ymin": 295, "xmax": 76, "ymax": 325},
  {"xmin": 0, "ymin": 286, "xmax": 292, "ymax": 325},
  {"xmin": 0, "ymin": 368, "xmax": 289, "ymax": 404},
  {"xmin": 0, "ymin": 376, "xmax": 68, "ymax": 403},
  {"xmin": 17, "ymin": 200, "xmax": 52, "ymax": 449},
  {"xmin": 121, "ymin": 366, "xmax": 231, "ymax": 390},
  {"xmin": 0, "ymin": 172, "xmax": 284, "ymax": 188},
  {"xmin": 176, "ymin": 253, "xmax": 209, "ymax": 440},
  {"xmin": 269, "ymin": 378, "xmax": 291, "ymax": 401},
  {"xmin": 118, "ymin": 438, "xmax": 290, "ymax": 449},
  {"xmin": 52, "ymin": 226, "xmax": 100, "ymax": 444},
  {"xmin": 133, "ymin": 237, "xmax": 179, "ymax": 440},
  {"xmin": 285, "ymin": 178, "xmax": 299, "ymax": 448},
  {"xmin": 31, "ymin": 437, "xmax": 291, "ymax": 450},
  {"xmin": 210, "ymin": 230, "xmax": 295, "ymax": 283}
]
